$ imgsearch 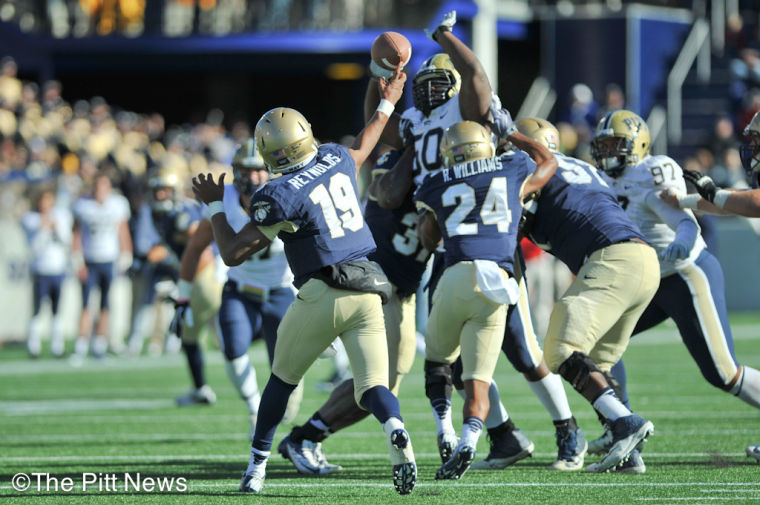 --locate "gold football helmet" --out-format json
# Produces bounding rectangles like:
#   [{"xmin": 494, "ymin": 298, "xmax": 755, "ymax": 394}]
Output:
[
  {"xmin": 515, "ymin": 118, "xmax": 560, "ymax": 153},
  {"xmin": 440, "ymin": 120, "xmax": 495, "ymax": 168},
  {"xmin": 741, "ymin": 111, "xmax": 760, "ymax": 188},
  {"xmin": 148, "ymin": 165, "xmax": 185, "ymax": 213},
  {"xmin": 413, "ymin": 53, "xmax": 462, "ymax": 116},
  {"xmin": 591, "ymin": 109, "xmax": 651, "ymax": 177},
  {"xmin": 255, "ymin": 107, "xmax": 317, "ymax": 174}
]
